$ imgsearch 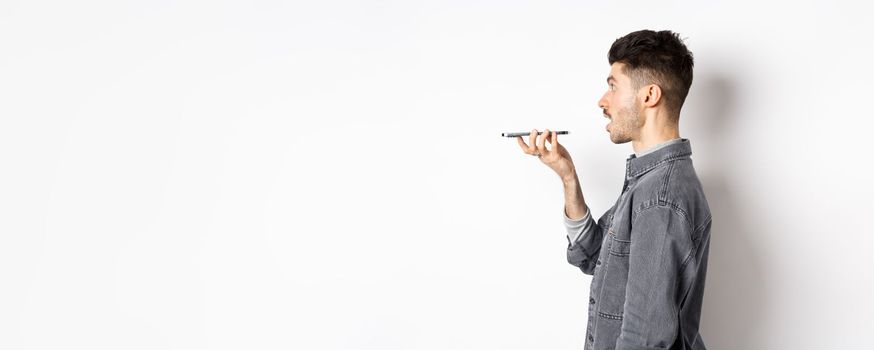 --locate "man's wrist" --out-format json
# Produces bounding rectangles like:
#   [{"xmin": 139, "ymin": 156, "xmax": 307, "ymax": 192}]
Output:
[
  {"xmin": 564, "ymin": 203, "xmax": 590, "ymax": 222},
  {"xmin": 561, "ymin": 171, "xmax": 578, "ymax": 186}
]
